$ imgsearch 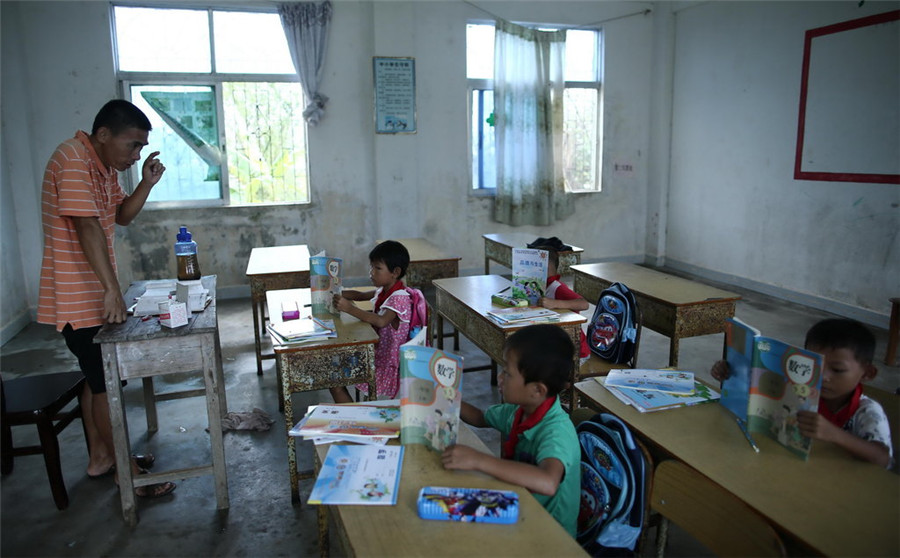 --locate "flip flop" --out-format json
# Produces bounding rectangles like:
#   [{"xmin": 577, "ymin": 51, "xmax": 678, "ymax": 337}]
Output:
[
  {"xmin": 132, "ymin": 453, "xmax": 155, "ymax": 469},
  {"xmin": 135, "ymin": 481, "xmax": 176, "ymax": 499}
]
